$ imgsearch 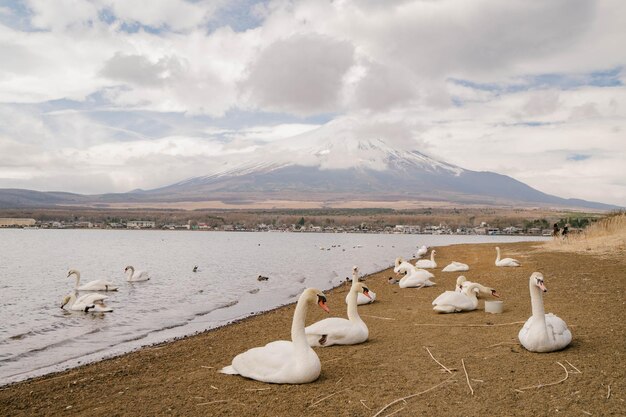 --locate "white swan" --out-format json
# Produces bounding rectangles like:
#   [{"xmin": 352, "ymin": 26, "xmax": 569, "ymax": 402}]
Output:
[
  {"xmin": 518, "ymin": 272, "xmax": 572, "ymax": 353},
  {"xmin": 220, "ymin": 288, "xmax": 329, "ymax": 384},
  {"xmin": 345, "ymin": 266, "xmax": 376, "ymax": 305},
  {"xmin": 68, "ymin": 269, "xmax": 118, "ymax": 291},
  {"xmin": 394, "ymin": 258, "xmax": 435, "ymax": 288},
  {"xmin": 308, "ymin": 281, "xmax": 370, "ymax": 346},
  {"xmin": 124, "ymin": 265, "xmax": 150, "ymax": 282},
  {"xmin": 415, "ymin": 249, "xmax": 437, "ymax": 269},
  {"xmin": 416, "ymin": 245, "xmax": 428, "ymax": 258},
  {"xmin": 61, "ymin": 291, "xmax": 113, "ymax": 312},
  {"xmin": 495, "ymin": 247, "xmax": 520, "ymax": 267},
  {"xmin": 432, "ymin": 282, "xmax": 500, "ymax": 313},
  {"xmin": 455, "ymin": 276, "xmax": 493, "ymax": 298},
  {"xmin": 442, "ymin": 261, "xmax": 469, "ymax": 272}
]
